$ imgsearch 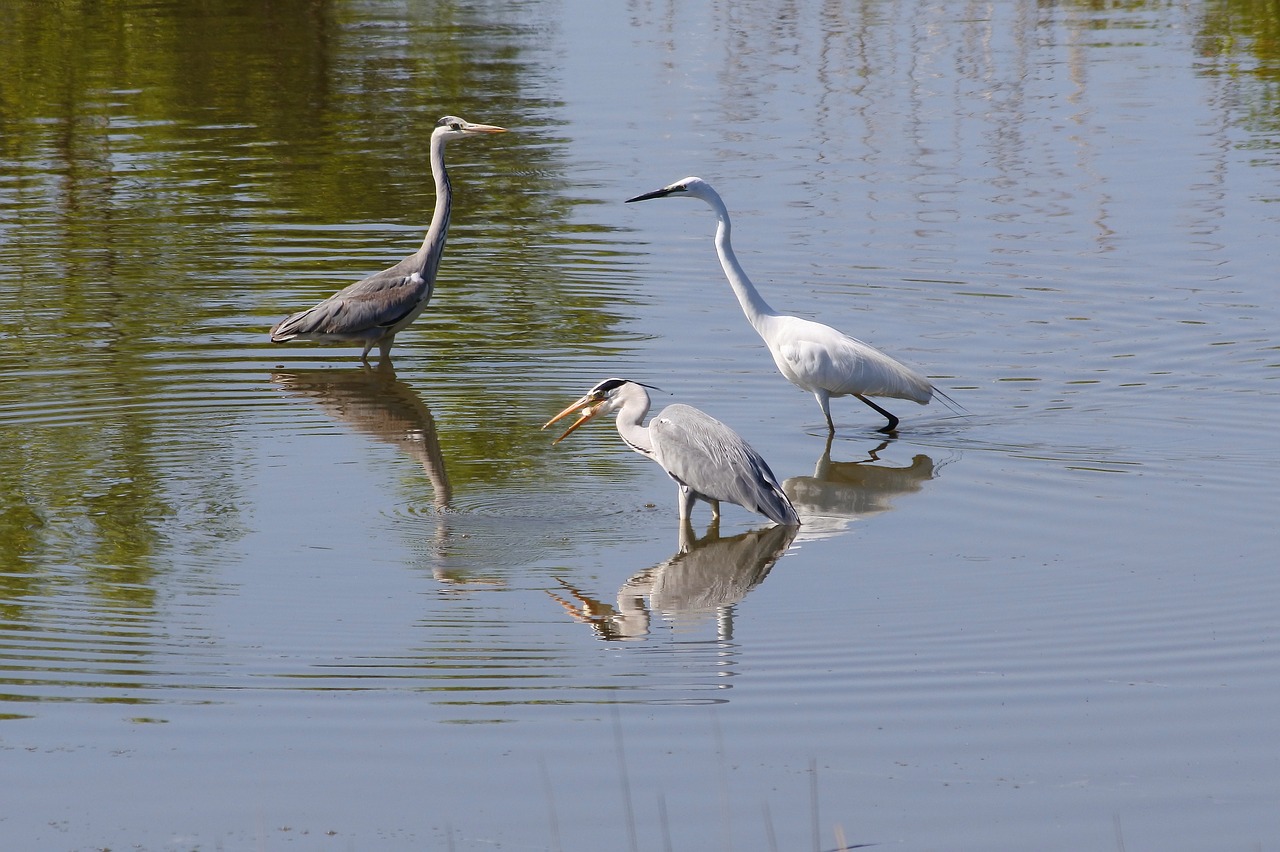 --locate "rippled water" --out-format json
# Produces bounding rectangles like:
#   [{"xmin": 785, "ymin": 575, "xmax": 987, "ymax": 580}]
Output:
[{"xmin": 2, "ymin": 0, "xmax": 1279, "ymax": 849}]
